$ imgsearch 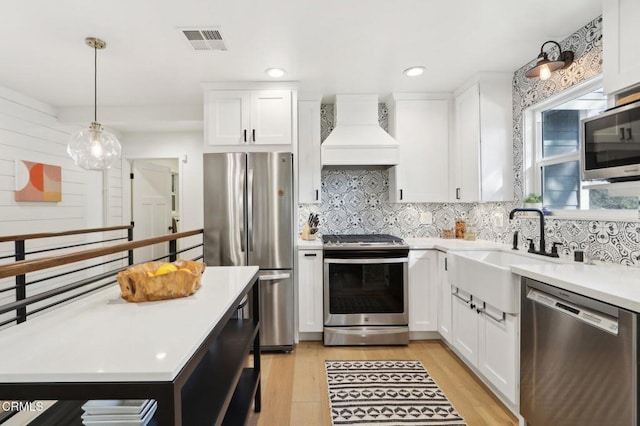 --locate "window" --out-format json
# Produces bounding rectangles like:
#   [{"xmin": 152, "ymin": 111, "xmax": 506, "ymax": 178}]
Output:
[
  {"xmin": 526, "ymin": 79, "xmax": 638, "ymax": 215},
  {"xmin": 171, "ymin": 172, "xmax": 179, "ymax": 215}
]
